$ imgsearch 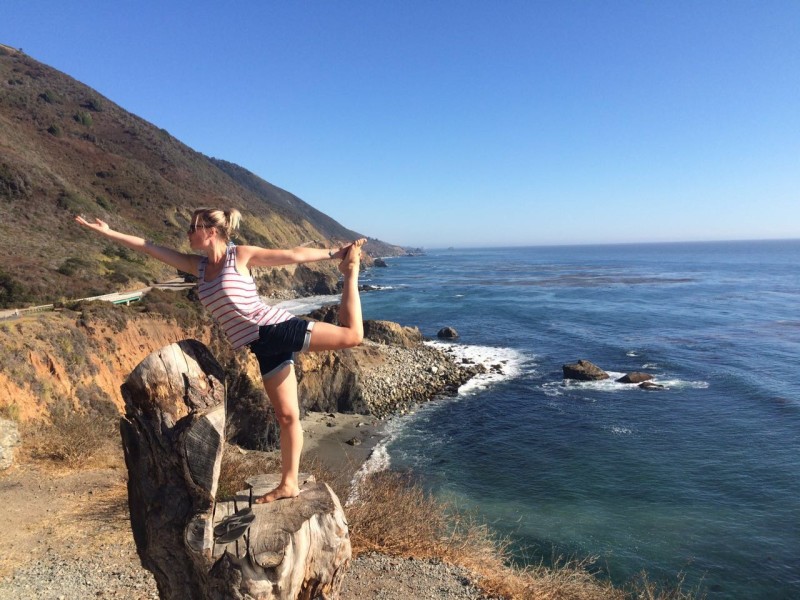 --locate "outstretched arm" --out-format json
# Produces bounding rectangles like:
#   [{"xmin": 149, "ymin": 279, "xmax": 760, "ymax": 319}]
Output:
[
  {"xmin": 238, "ymin": 239, "xmax": 366, "ymax": 269},
  {"xmin": 75, "ymin": 216, "xmax": 201, "ymax": 276}
]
